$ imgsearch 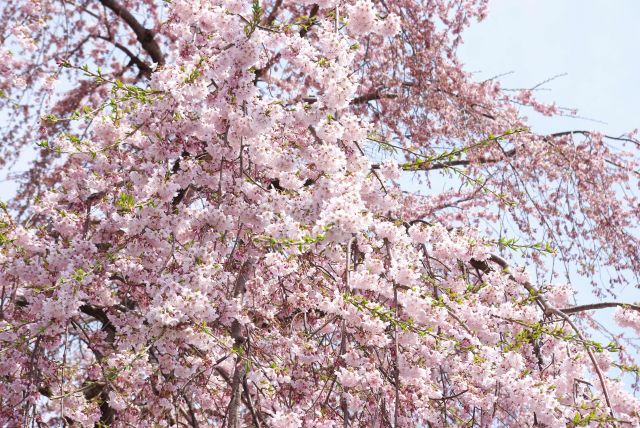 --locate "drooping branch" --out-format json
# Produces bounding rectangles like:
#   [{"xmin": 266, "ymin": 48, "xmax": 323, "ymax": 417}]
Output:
[
  {"xmin": 370, "ymin": 128, "xmax": 640, "ymax": 175},
  {"xmin": 371, "ymin": 158, "xmax": 475, "ymax": 172}
]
